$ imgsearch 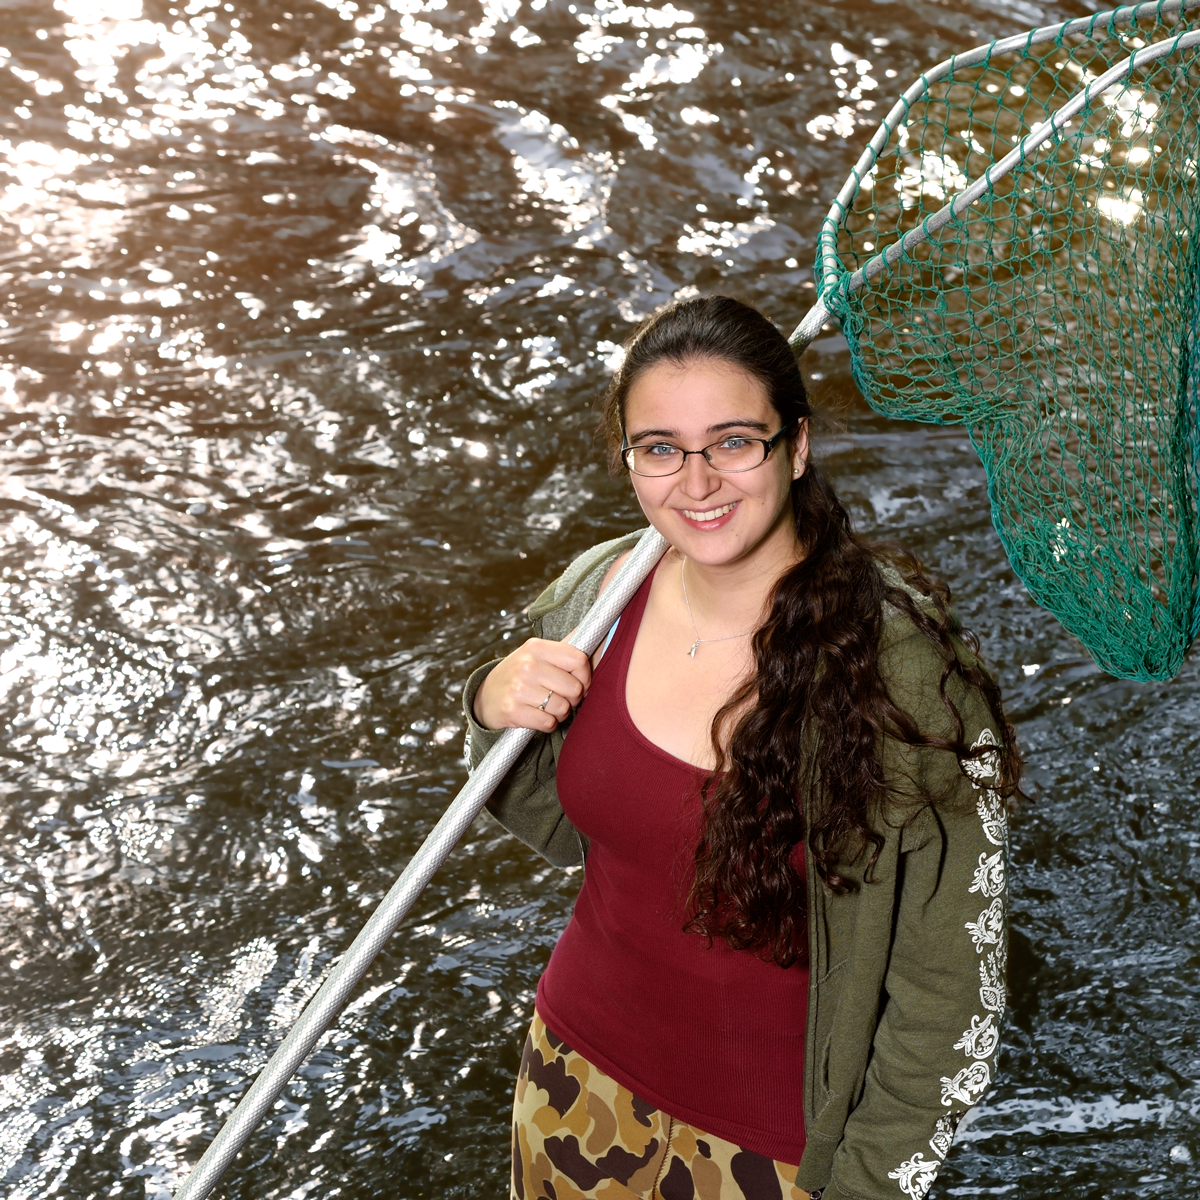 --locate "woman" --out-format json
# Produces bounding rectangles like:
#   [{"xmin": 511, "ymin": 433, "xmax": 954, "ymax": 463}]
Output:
[{"xmin": 462, "ymin": 296, "xmax": 1020, "ymax": 1200}]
